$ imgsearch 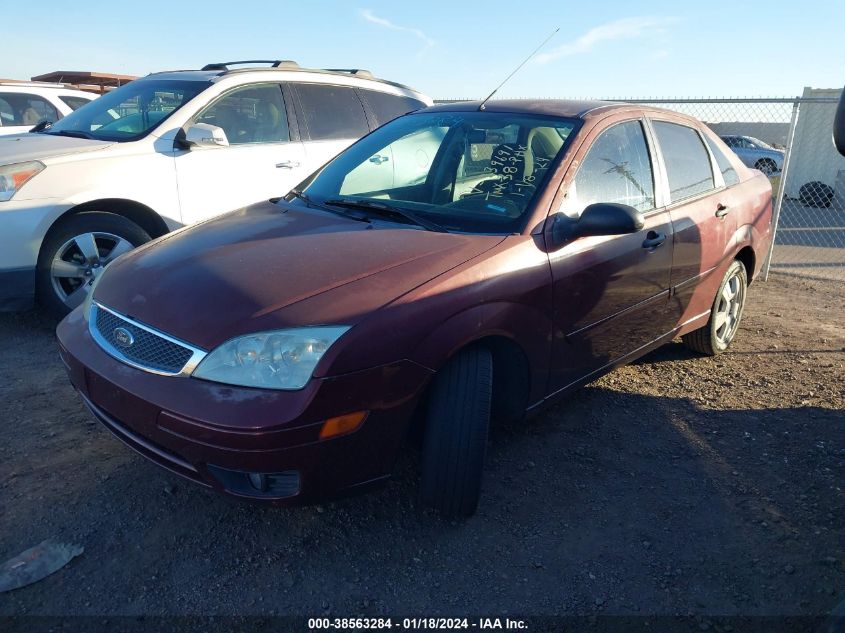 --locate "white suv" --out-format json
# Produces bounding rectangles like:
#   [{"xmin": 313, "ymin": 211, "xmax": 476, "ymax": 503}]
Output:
[
  {"xmin": 0, "ymin": 60, "xmax": 431, "ymax": 314},
  {"xmin": 0, "ymin": 82, "xmax": 97, "ymax": 136}
]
